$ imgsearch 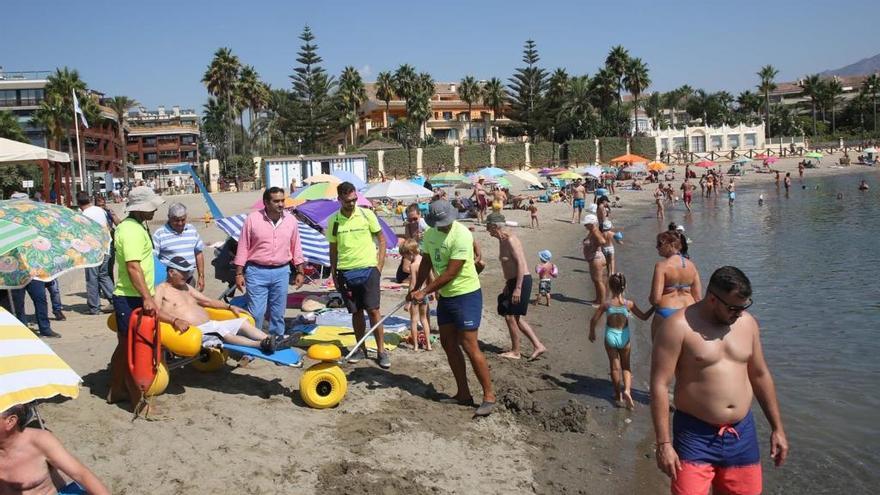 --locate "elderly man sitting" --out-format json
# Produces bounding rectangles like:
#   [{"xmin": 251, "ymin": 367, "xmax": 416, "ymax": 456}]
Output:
[
  {"xmin": 152, "ymin": 202, "xmax": 206, "ymax": 291},
  {"xmin": 155, "ymin": 256, "xmax": 278, "ymax": 353}
]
